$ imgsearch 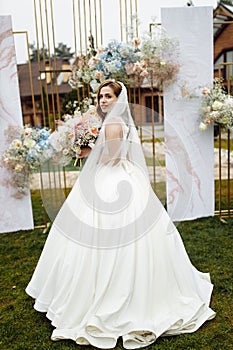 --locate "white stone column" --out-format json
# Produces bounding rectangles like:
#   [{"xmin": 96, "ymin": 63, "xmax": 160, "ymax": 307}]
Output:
[
  {"xmin": 161, "ymin": 7, "xmax": 214, "ymax": 221},
  {"xmin": 0, "ymin": 16, "xmax": 34, "ymax": 233}
]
